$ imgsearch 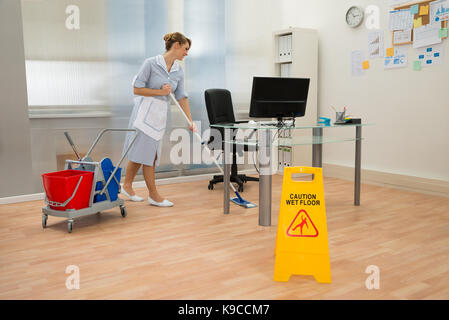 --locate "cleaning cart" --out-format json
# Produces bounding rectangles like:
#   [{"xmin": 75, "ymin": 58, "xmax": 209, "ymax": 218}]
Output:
[{"xmin": 42, "ymin": 128, "xmax": 138, "ymax": 233}]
